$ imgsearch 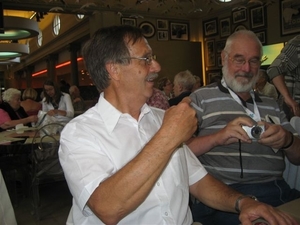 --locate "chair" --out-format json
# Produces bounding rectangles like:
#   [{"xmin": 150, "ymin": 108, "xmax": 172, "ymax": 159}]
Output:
[
  {"xmin": 283, "ymin": 116, "xmax": 300, "ymax": 191},
  {"xmin": 30, "ymin": 122, "xmax": 65, "ymax": 220}
]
